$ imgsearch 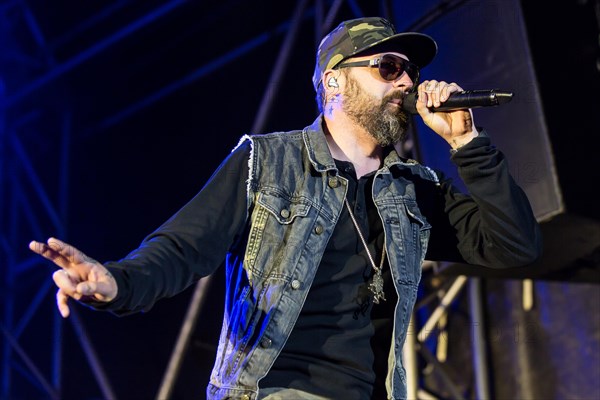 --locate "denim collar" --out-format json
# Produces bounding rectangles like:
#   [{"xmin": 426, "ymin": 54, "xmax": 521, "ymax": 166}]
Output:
[
  {"xmin": 302, "ymin": 114, "xmax": 418, "ymax": 175},
  {"xmin": 302, "ymin": 115, "xmax": 337, "ymax": 173}
]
